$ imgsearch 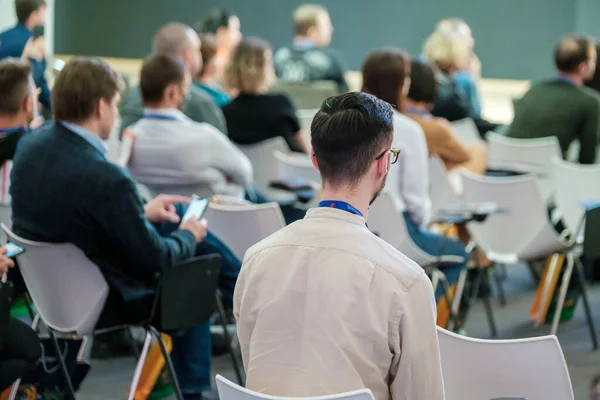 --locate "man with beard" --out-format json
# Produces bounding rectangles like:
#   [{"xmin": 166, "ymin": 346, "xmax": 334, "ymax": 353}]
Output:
[{"xmin": 233, "ymin": 92, "xmax": 445, "ymax": 400}]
